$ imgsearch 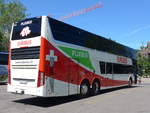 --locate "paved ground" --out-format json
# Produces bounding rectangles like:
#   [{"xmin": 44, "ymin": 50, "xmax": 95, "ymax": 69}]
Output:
[{"xmin": 0, "ymin": 79, "xmax": 150, "ymax": 113}]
